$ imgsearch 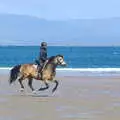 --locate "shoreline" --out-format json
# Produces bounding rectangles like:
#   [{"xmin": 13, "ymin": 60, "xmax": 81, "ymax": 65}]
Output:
[{"xmin": 1, "ymin": 67, "xmax": 120, "ymax": 77}]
